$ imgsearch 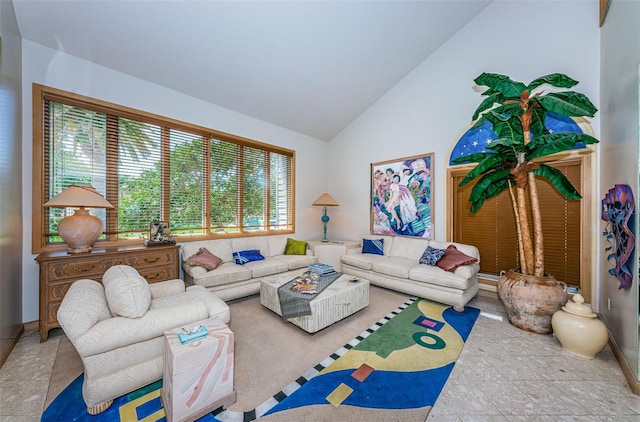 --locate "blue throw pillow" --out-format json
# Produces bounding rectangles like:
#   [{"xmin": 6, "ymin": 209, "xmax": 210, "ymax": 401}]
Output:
[
  {"xmin": 233, "ymin": 249, "xmax": 265, "ymax": 265},
  {"xmin": 420, "ymin": 246, "xmax": 446, "ymax": 266},
  {"xmin": 362, "ymin": 238, "xmax": 384, "ymax": 255}
]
